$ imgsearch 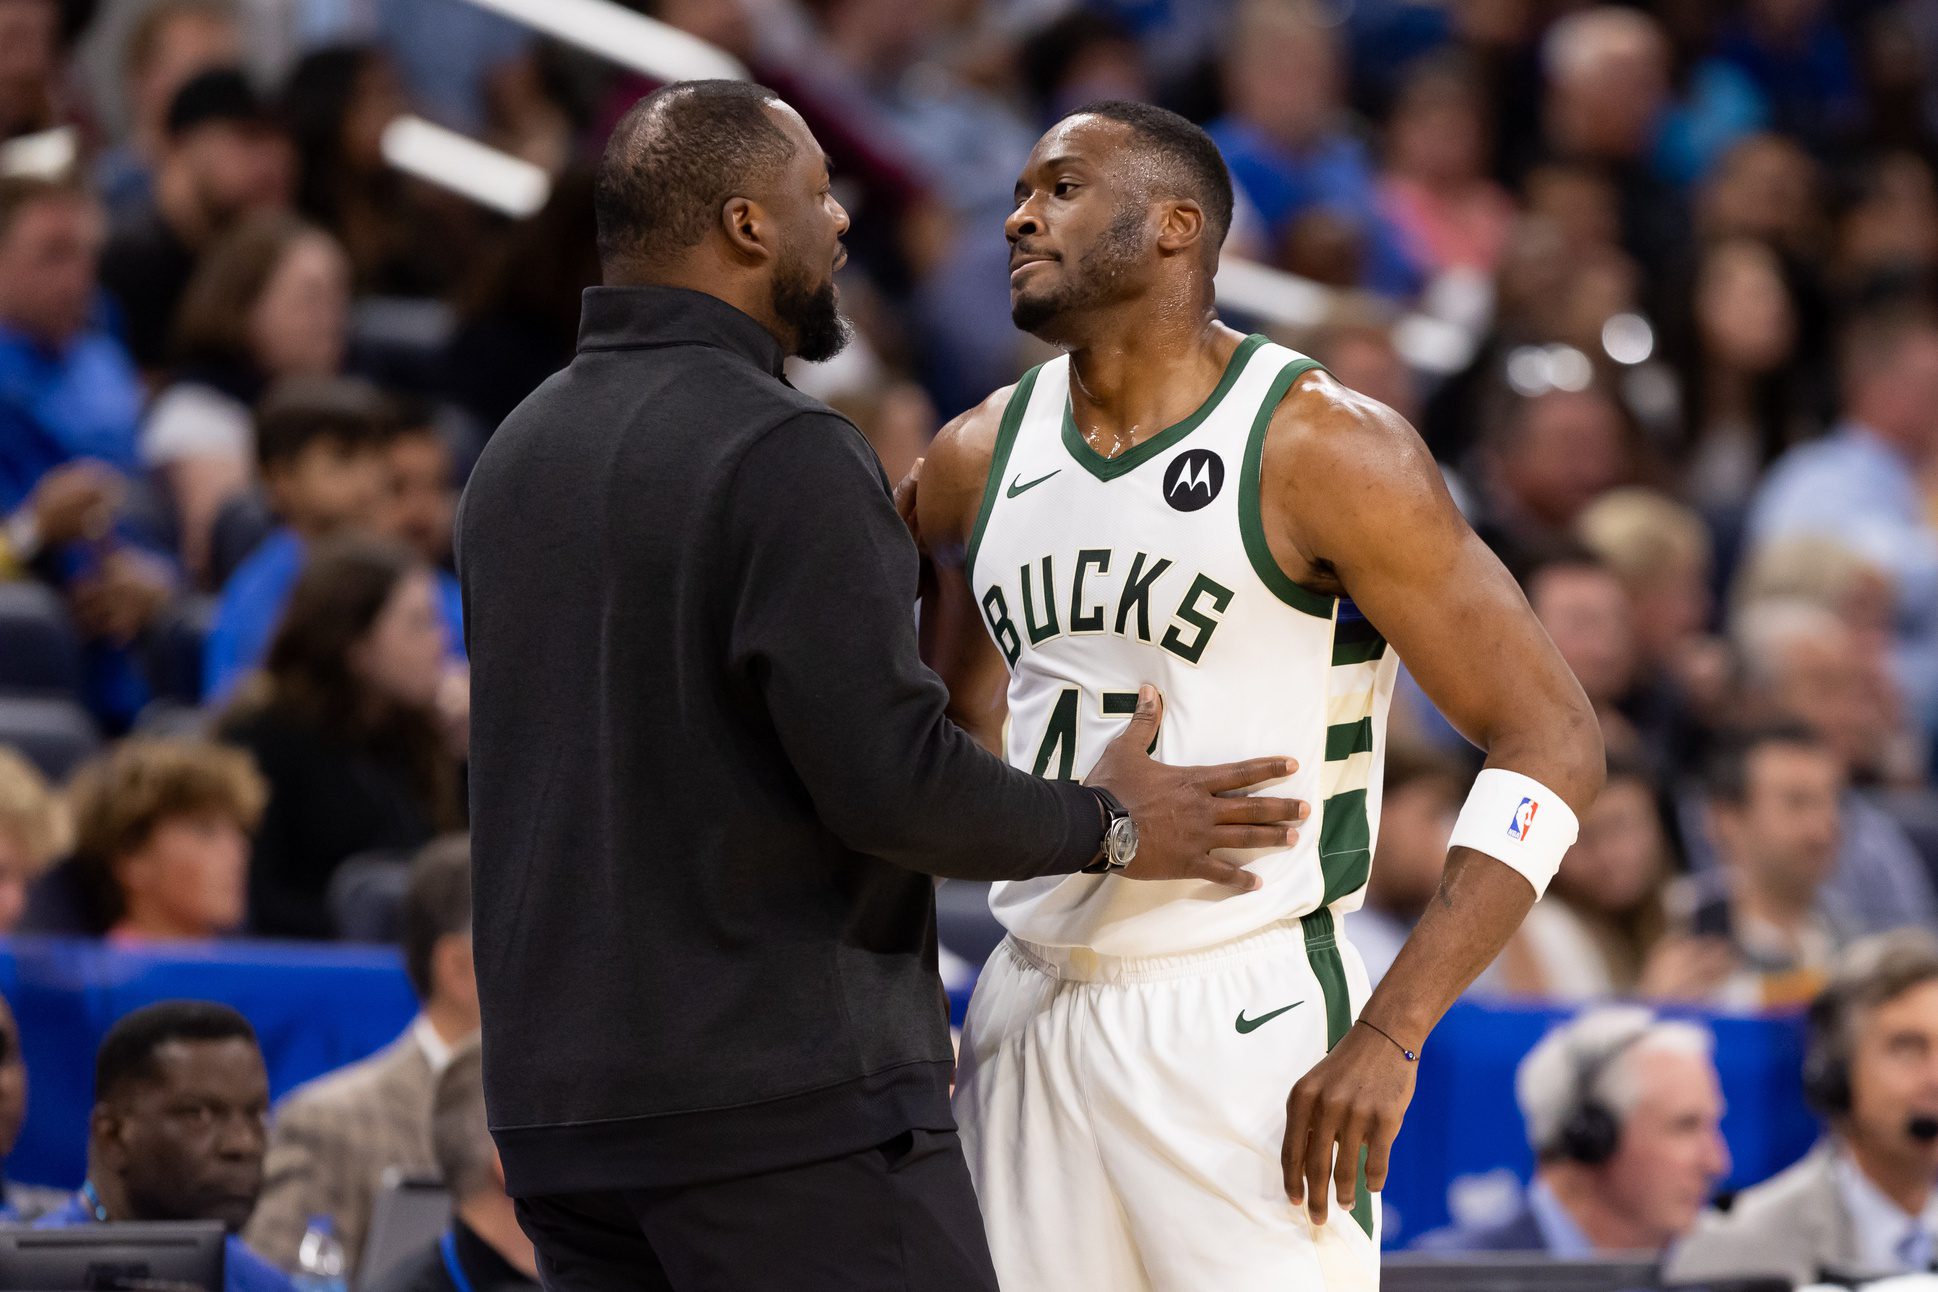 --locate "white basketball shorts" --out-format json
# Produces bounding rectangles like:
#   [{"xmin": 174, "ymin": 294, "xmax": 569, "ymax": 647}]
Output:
[{"xmin": 954, "ymin": 909, "xmax": 1380, "ymax": 1292}]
